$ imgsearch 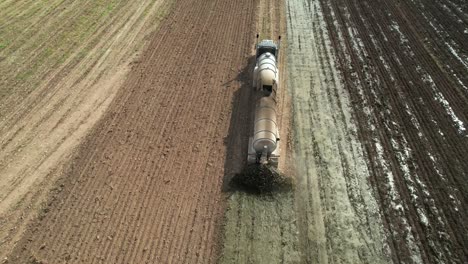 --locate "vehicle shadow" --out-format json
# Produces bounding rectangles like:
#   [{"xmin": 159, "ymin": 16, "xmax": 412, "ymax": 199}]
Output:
[{"xmin": 221, "ymin": 55, "xmax": 257, "ymax": 192}]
